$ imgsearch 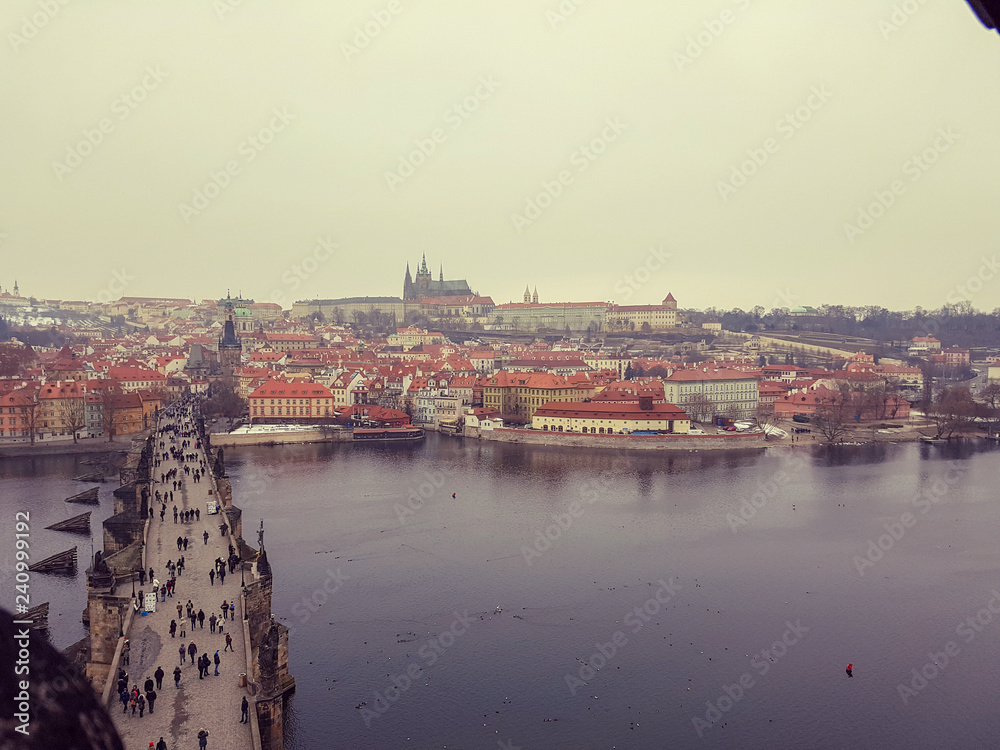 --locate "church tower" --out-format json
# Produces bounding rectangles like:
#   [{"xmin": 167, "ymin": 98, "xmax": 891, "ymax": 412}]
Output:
[
  {"xmin": 532, "ymin": 287, "xmax": 538, "ymax": 304},
  {"xmin": 524, "ymin": 285, "xmax": 531, "ymax": 303},
  {"xmin": 403, "ymin": 262, "xmax": 413, "ymax": 300},
  {"xmin": 218, "ymin": 293, "xmax": 243, "ymax": 375}
]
